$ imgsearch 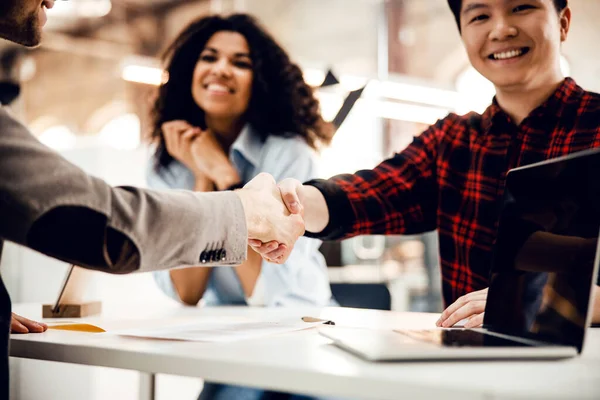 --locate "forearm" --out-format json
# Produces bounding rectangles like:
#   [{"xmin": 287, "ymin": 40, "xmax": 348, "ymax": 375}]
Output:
[
  {"xmin": 234, "ymin": 246, "xmax": 263, "ymax": 297},
  {"xmin": 592, "ymin": 285, "xmax": 600, "ymax": 324},
  {"xmin": 1, "ymin": 107, "xmax": 248, "ymax": 272},
  {"xmin": 194, "ymin": 177, "xmax": 215, "ymax": 192},
  {"xmin": 303, "ymin": 126, "xmax": 440, "ymax": 240},
  {"xmin": 211, "ymin": 164, "xmax": 241, "ymax": 191},
  {"xmin": 190, "ymin": 157, "xmax": 238, "ymax": 191},
  {"xmin": 298, "ymin": 185, "xmax": 330, "ymax": 233},
  {"xmin": 169, "ymin": 267, "xmax": 213, "ymax": 305}
]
